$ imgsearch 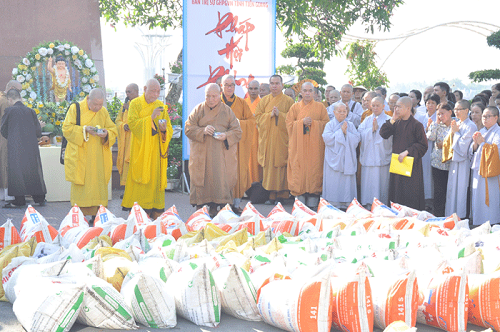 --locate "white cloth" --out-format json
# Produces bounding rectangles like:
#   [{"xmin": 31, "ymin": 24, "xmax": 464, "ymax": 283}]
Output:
[
  {"xmin": 322, "ymin": 118, "xmax": 360, "ymax": 204},
  {"xmin": 331, "ymin": 99, "xmax": 363, "ymax": 128},
  {"xmin": 415, "ymin": 111, "xmax": 437, "ymax": 199},
  {"xmin": 445, "ymin": 118, "xmax": 477, "ymax": 218},
  {"xmin": 469, "ymin": 123, "xmax": 500, "ymax": 225},
  {"xmin": 358, "ymin": 113, "xmax": 392, "ymax": 205},
  {"xmin": 416, "ymin": 105, "xmax": 427, "ymax": 116},
  {"xmin": 1, "ymin": 188, "xmax": 14, "ymax": 201}
]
